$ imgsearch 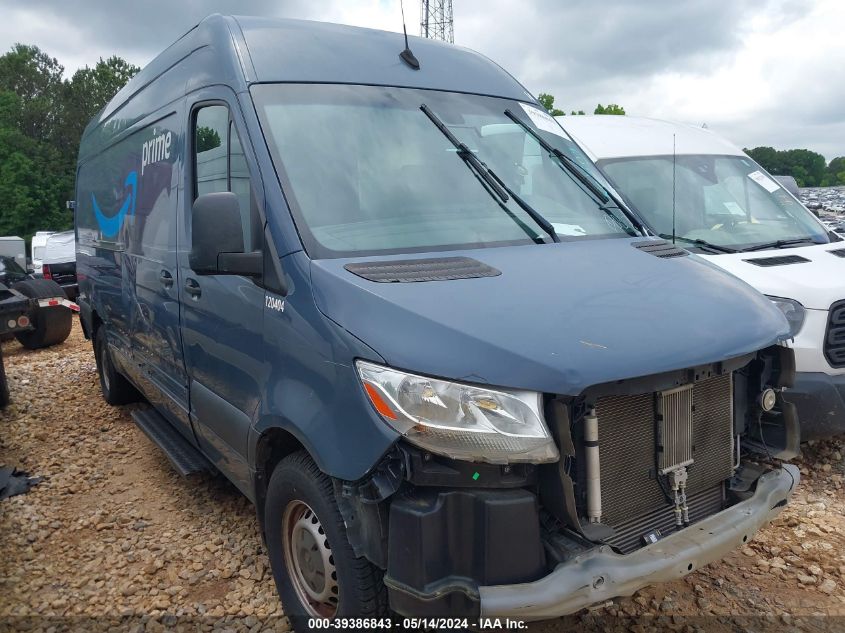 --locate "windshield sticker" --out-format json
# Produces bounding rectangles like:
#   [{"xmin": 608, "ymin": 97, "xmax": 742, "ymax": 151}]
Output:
[
  {"xmin": 723, "ymin": 201, "xmax": 746, "ymax": 216},
  {"xmin": 747, "ymin": 170, "xmax": 780, "ymax": 193},
  {"xmin": 520, "ymin": 103, "xmax": 566, "ymax": 137},
  {"xmin": 552, "ymin": 223, "xmax": 586, "ymax": 236}
]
